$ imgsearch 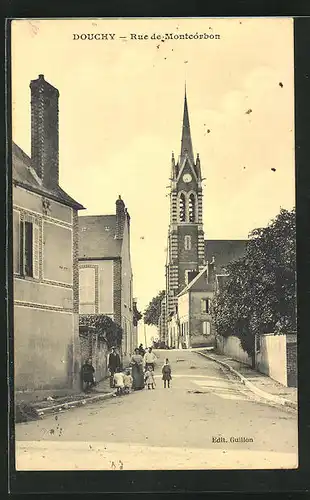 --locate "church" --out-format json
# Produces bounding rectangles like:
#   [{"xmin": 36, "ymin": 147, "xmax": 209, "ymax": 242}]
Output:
[{"xmin": 160, "ymin": 89, "xmax": 248, "ymax": 348}]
